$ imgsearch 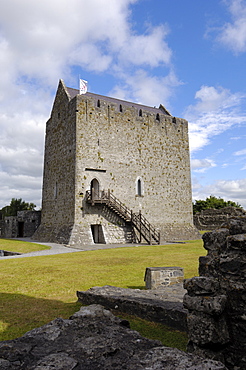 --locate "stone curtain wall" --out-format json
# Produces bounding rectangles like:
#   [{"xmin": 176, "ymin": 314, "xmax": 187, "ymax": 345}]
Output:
[{"xmin": 184, "ymin": 217, "xmax": 246, "ymax": 369}]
